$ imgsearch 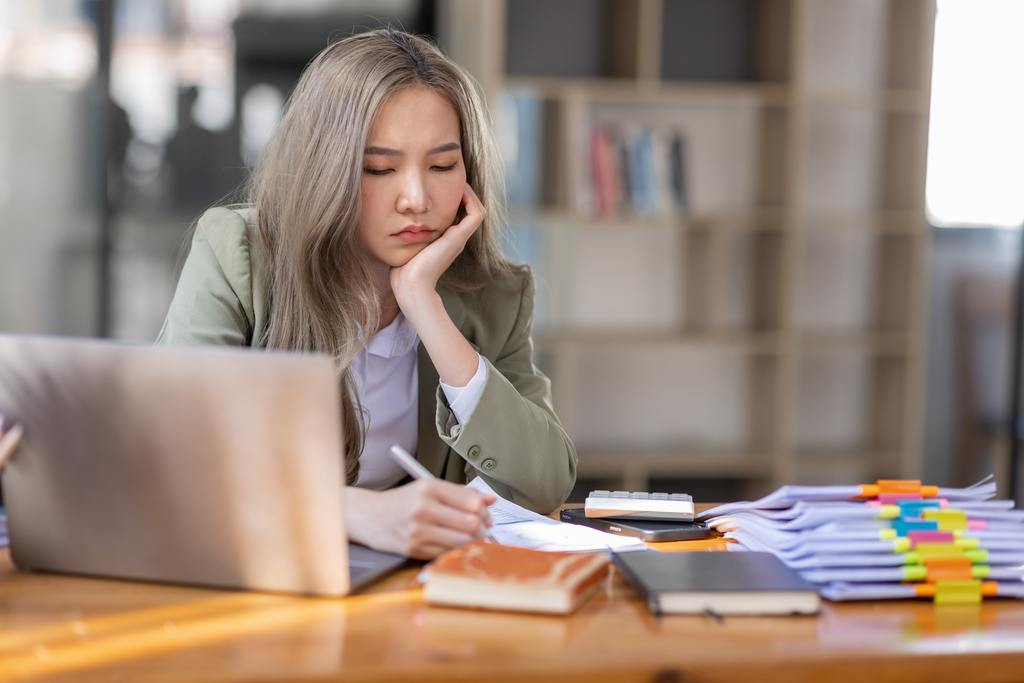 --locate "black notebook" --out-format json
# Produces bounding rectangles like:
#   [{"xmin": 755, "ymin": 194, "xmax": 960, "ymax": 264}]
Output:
[{"xmin": 613, "ymin": 551, "xmax": 820, "ymax": 616}]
